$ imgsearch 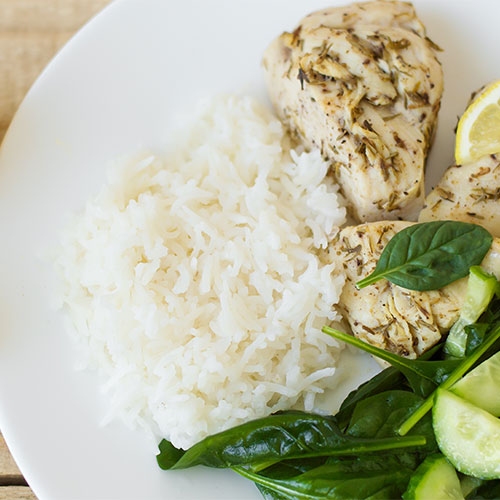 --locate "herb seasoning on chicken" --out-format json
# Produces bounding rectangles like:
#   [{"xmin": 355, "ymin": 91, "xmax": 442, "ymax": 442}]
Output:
[
  {"xmin": 329, "ymin": 221, "xmax": 500, "ymax": 359},
  {"xmin": 263, "ymin": 1, "xmax": 443, "ymax": 222},
  {"xmin": 419, "ymin": 154, "xmax": 500, "ymax": 237}
]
